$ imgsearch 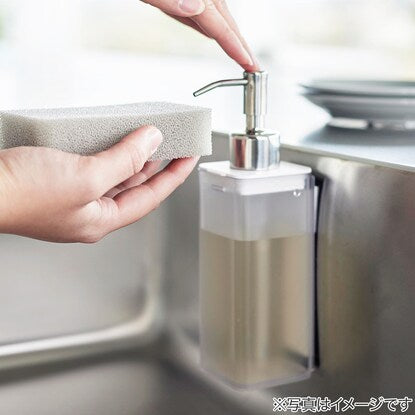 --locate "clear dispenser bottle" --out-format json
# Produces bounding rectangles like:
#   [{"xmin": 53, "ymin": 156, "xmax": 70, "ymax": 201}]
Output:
[{"xmin": 194, "ymin": 72, "xmax": 315, "ymax": 389}]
